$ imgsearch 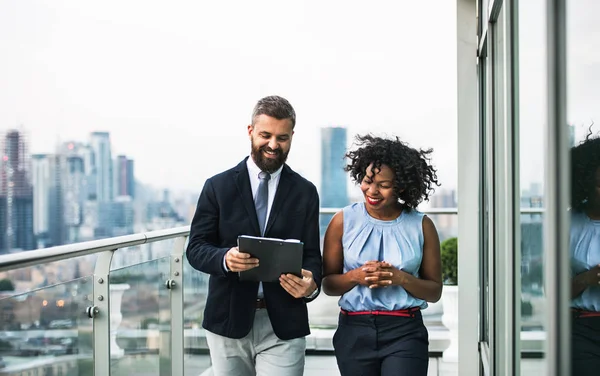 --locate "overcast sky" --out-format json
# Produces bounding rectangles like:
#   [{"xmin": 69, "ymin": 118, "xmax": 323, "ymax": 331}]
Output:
[
  {"xmin": 0, "ymin": 0, "xmax": 458, "ymax": 198},
  {"xmin": 0, "ymin": 0, "xmax": 597, "ymax": 199}
]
